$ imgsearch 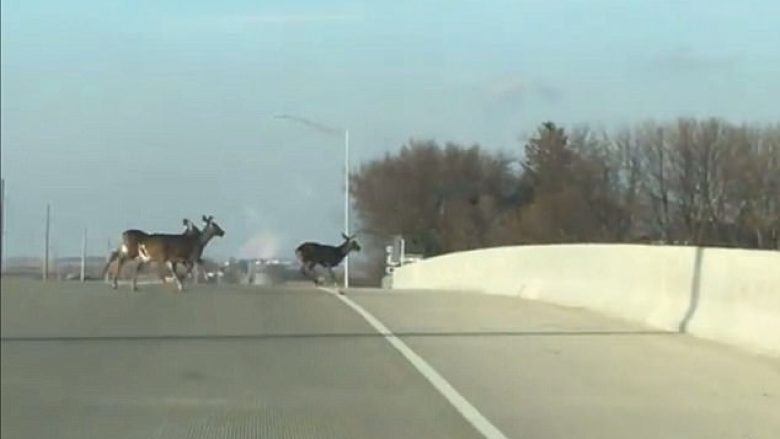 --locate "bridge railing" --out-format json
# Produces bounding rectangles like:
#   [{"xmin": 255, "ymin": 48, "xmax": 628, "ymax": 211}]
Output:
[{"xmin": 391, "ymin": 244, "xmax": 780, "ymax": 357}]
